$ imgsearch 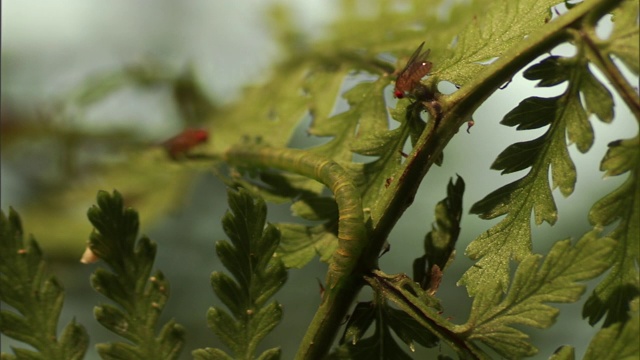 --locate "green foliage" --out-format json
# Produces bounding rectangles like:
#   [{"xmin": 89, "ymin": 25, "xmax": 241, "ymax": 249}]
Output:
[
  {"xmin": 458, "ymin": 231, "xmax": 616, "ymax": 358},
  {"xmin": 2, "ymin": 0, "xmax": 638, "ymax": 359},
  {"xmin": 330, "ymin": 176, "xmax": 465, "ymax": 359},
  {"xmin": 413, "ymin": 176, "xmax": 465, "ymax": 292},
  {"xmin": 86, "ymin": 190, "xmax": 185, "ymax": 359},
  {"xmin": 583, "ymin": 298, "xmax": 640, "ymax": 360},
  {"xmin": 0, "ymin": 208, "xmax": 88, "ymax": 360},
  {"xmin": 583, "ymin": 135, "xmax": 640, "ymax": 326},
  {"xmin": 331, "ymin": 298, "xmax": 439, "ymax": 360},
  {"xmin": 193, "ymin": 188, "xmax": 287, "ymax": 360},
  {"xmin": 460, "ymin": 20, "xmax": 619, "ymax": 296}
]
